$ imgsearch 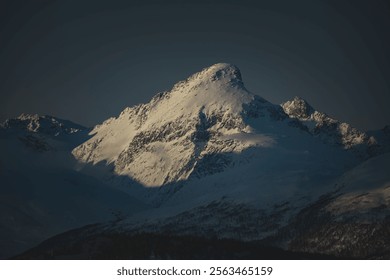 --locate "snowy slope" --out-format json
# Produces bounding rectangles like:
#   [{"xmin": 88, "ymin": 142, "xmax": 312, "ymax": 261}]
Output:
[
  {"xmin": 106, "ymin": 154, "xmax": 389, "ymax": 245},
  {"xmin": 325, "ymin": 152, "xmax": 390, "ymax": 221},
  {"xmin": 18, "ymin": 152, "xmax": 390, "ymax": 259},
  {"xmin": 0, "ymin": 115, "xmax": 148, "ymax": 259}
]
